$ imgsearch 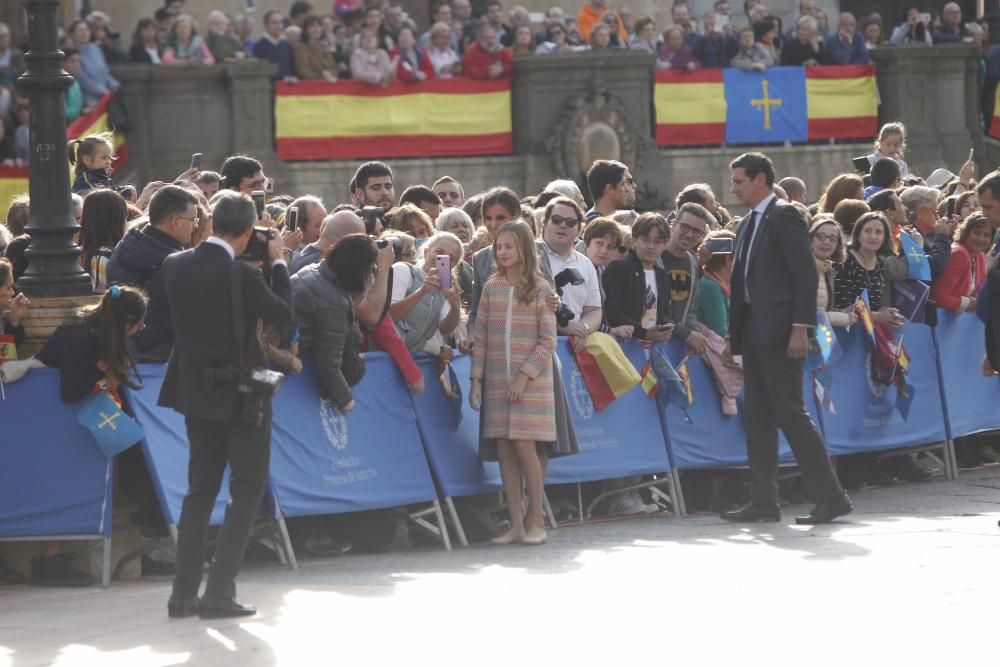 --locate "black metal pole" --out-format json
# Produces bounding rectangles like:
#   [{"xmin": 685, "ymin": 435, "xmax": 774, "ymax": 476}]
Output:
[{"xmin": 14, "ymin": 0, "xmax": 90, "ymax": 297}]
